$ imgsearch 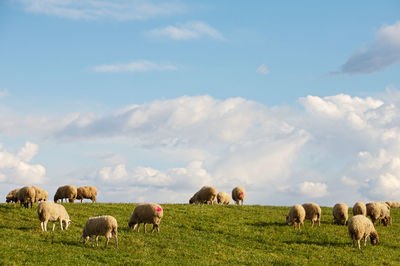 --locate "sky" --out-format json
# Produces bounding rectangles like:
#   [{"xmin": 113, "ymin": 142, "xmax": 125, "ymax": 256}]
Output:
[{"xmin": 1, "ymin": 0, "xmax": 400, "ymax": 206}]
